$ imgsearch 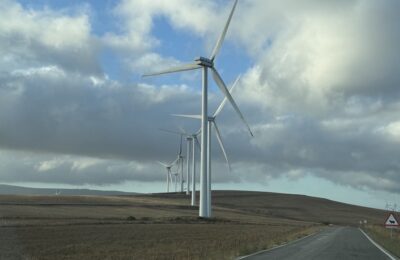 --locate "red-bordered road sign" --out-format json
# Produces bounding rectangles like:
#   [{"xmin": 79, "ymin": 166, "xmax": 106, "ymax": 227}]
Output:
[{"xmin": 384, "ymin": 213, "xmax": 399, "ymax": 228}]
